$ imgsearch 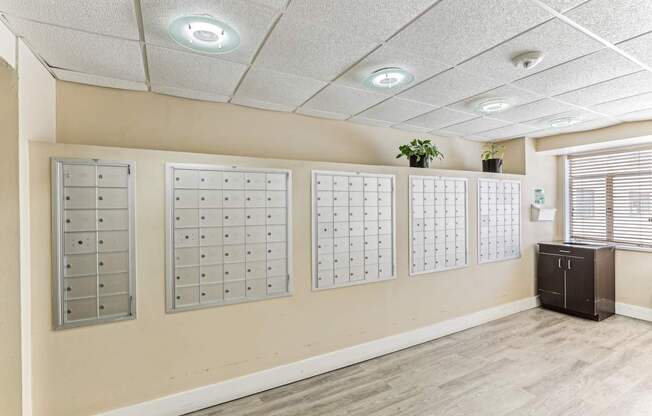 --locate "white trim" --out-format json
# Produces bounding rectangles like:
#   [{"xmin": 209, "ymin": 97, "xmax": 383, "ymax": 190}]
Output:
[
  {"xmin": 98, "ymin": 296, "xmax": 540, "ymax": 416},
  {"xmin": 615, "ymin": 302, "xmax": 652, "ymax": 323}
]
